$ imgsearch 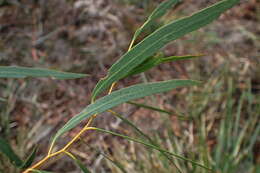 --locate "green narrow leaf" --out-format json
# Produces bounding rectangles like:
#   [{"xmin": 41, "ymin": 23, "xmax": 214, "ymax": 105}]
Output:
[
  {"xmin": 63, "ymin": 150, "xmax": 91, "ymax": 173},
  {"xmin": 108, "ymin": 110, "xmax": 152, "ymax": 143},
  {"xmin": 130, "ymin": 0, "xmax": 179, "ymax": 47},
  {"xmin": 0, "ymin": 66, "xmax": 87, "ymax": 79},
  {"xmin": 75, "ymin": 159, "xmax": 91, "ymax": 173},
  {"xmin": 21, "ymin": 146, "xmax": 37, "ymax": 169},
  {"xmin": 91, "ymin": 127, "xmax": 211, "ymax": 170},
  {"xmin": 91, "ymin": 146, "xmax": 127, "ymax": 173},
  {"xmin": 0, "ymin": 137, "xmax": 23, "ymax": 167},
  {"xmin": 127, "ymin": 101, "xmax": 190, "ymax": 120},
  {"xmin": 108, "ymin": 110, "xmax": 182, "ymax": 172},
  {"xmin": 125, "ymin": 54, "xmax": 202, "ymax": 78},
  {"xmin": 103, "ymin": 157, "xmax": 127, "ymax": 173},
  {"xmin": 65, "ymin": 153, "xmax": 91, "ymax": 173},
  {"xmin": 92, "ymin": 0, "xmax": 239, "ymax": 100},
  {"xmin": 52, "ymin": 79, "xmax": 200, "ymax": 145},
  {"xmin": 160, "ymin": 54, "xmax": 203, "ymax": 63}
]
